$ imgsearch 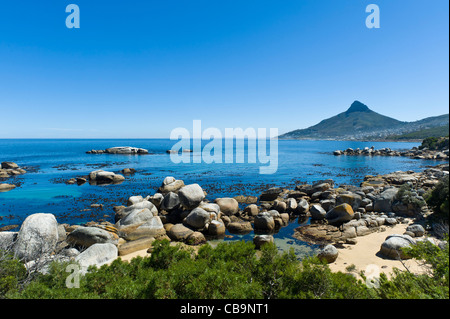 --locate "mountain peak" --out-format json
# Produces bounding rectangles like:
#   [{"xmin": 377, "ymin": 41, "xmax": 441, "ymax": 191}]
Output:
[{"xmin": 346, "ymin": 101, "xmax": 371, "ymax": 114}]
